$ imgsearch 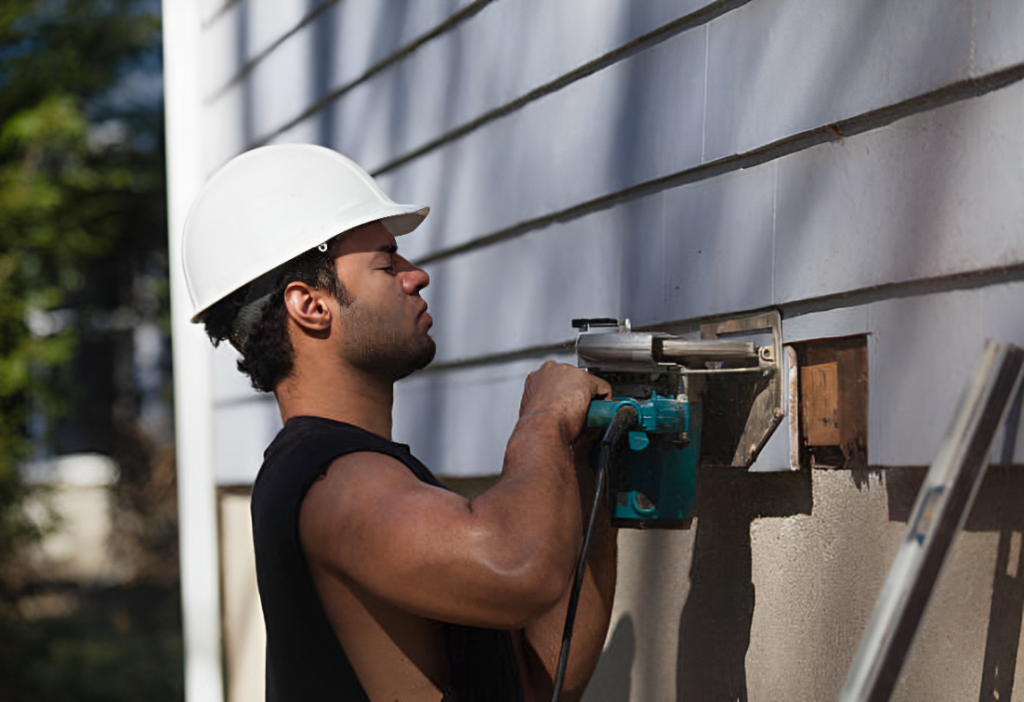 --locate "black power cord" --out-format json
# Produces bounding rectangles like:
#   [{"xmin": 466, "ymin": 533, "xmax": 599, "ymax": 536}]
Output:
[{"xmin": 551, "ymin": 404, "xmax": 638, "ymax": 702}]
